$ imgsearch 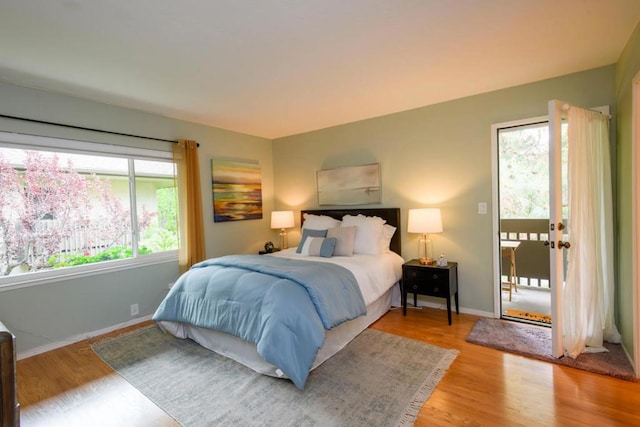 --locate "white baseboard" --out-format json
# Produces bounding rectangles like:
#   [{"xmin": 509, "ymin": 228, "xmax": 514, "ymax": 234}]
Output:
[
  {"xmin": 621, "ymin": 341, "xmax": 639, "ymax": 378},
  {"xmin": 410, "ymin": 300, "xmax": 494, "ymax": 319},
  {"xmin": 15, "ymin": 304, "xmax": 496, "ymax": 360},
  {"xmin": 17, "ymin": 314, "xmax": 153, "ymax": 360}
]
